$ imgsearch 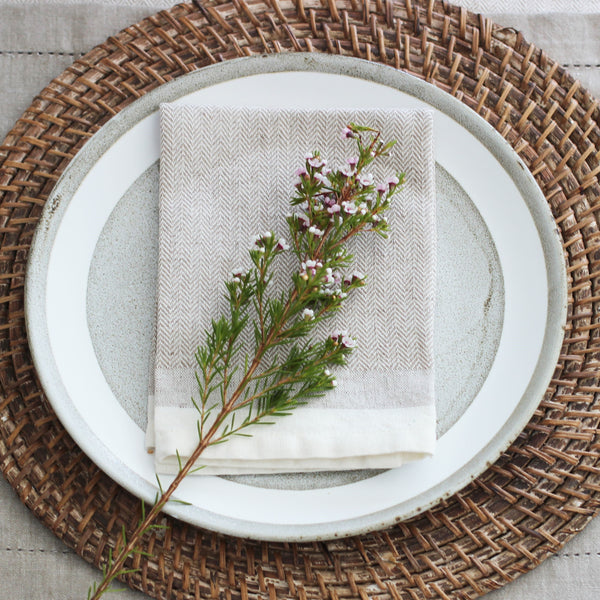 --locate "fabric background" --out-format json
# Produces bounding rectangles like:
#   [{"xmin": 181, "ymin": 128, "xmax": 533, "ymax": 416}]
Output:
[{"xmin": 0, "ymin": 1, "xmax": 599, "ymax": 598}]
